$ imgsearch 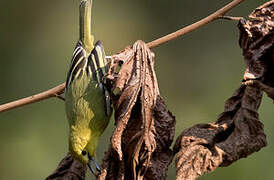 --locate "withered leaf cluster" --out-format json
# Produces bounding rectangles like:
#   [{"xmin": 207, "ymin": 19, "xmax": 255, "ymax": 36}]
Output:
[
  {"xmin": 46, "ymin": 1, "xmax": 274, "ymax": 180},
  {"xmin": 174, "ymin": 1, "xmax": 274, "ymax": 180},
  {"xmin": 173, "ymin": 85, "xmax": 266, "ymax": 180},
  {"xmin": 98, "ymin": 41, "xmax": 175, "ymax": 180}
]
